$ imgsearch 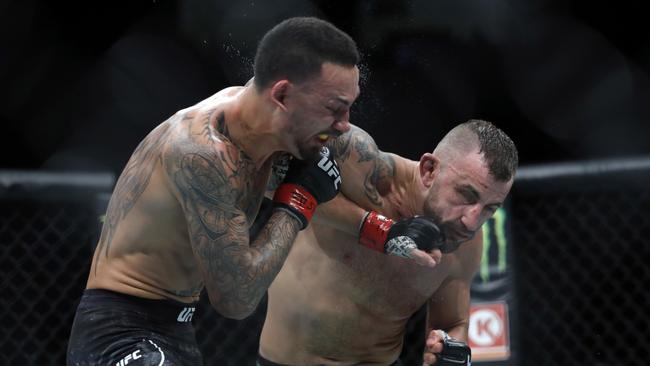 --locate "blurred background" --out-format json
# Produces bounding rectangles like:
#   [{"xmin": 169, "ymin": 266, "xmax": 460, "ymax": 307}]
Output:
[
  {"xmin": 2, "ymin": 0, "xmax": 649, "ymax": 173},
  {"xmin": 2, "ymin": 1, "xmax": 649, "ymax": 365}
]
